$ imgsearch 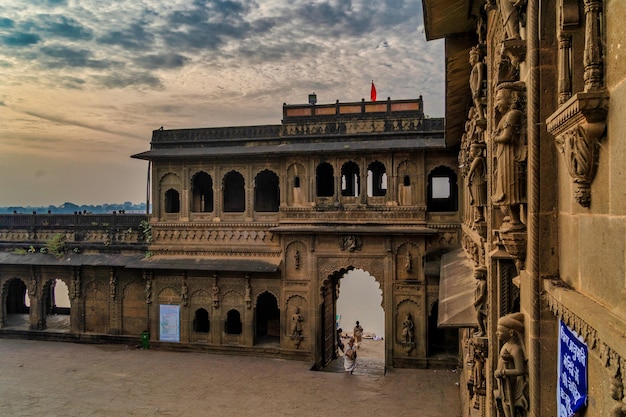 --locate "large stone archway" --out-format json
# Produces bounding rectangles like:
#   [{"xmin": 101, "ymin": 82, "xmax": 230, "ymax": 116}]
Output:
[{"xmin": 316, "ymin": 256, "xmax": 388, "ymax": 369}]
